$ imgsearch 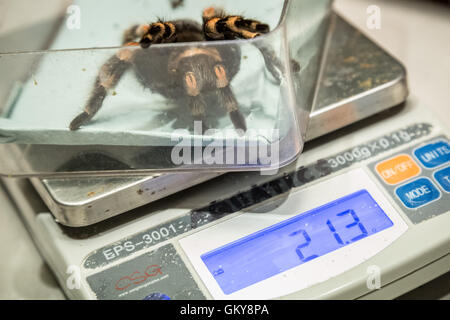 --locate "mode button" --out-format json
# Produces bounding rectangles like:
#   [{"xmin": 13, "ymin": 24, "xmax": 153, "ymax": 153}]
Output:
[{"xmin": 395, "ymin": 178, "xmax": 441, "ymax": 209}]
